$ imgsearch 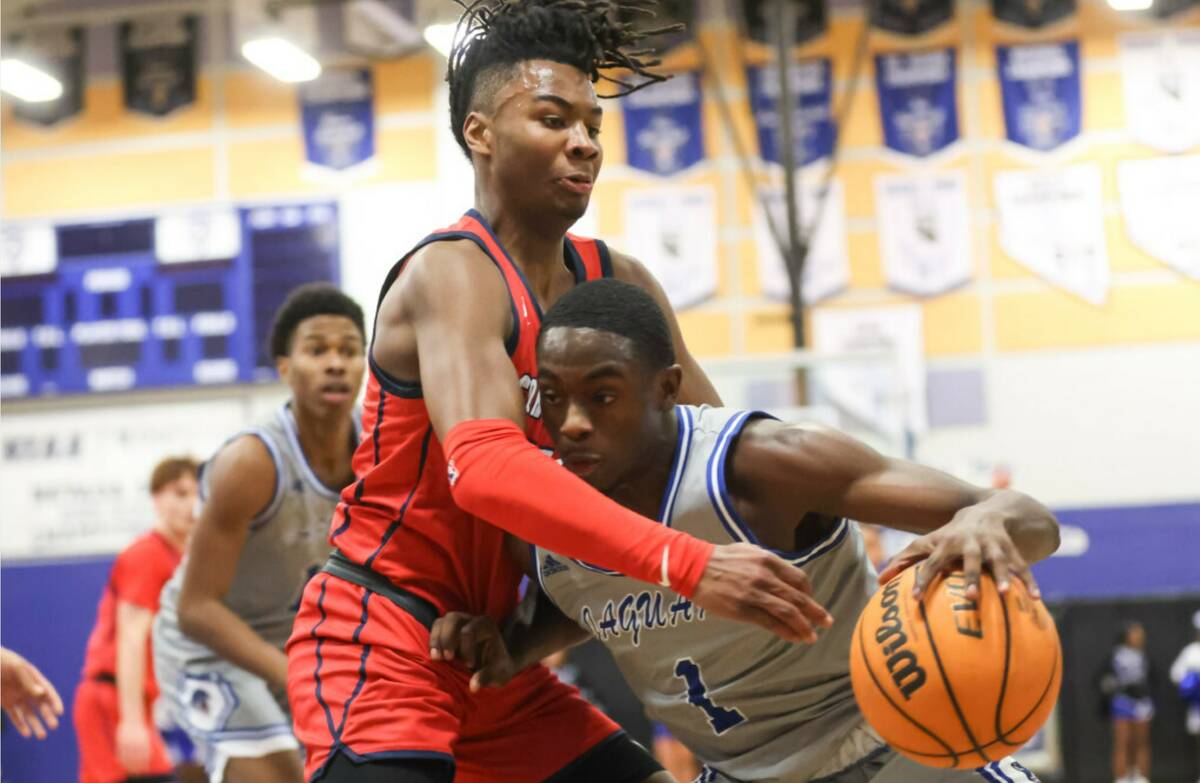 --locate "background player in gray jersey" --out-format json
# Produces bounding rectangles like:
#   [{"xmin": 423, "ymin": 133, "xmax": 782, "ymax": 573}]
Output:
[
  {"xmin": 154, "ymin": 284, "xmax": 365, "ymax": 783},
  {"xmin": 429, "ymin": 279, "xmax": 1060, "ymax": 783}
]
